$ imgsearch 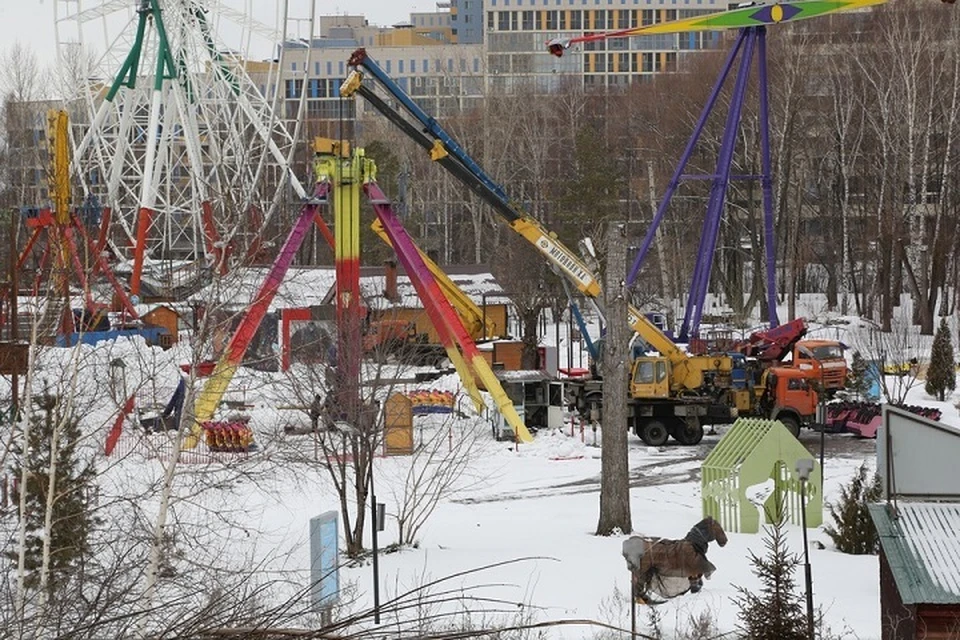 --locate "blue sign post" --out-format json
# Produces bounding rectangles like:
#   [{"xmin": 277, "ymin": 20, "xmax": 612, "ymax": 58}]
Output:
[{"xmin": 310, "ymin": 511, "xmax": 340, "ymax": 611}]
